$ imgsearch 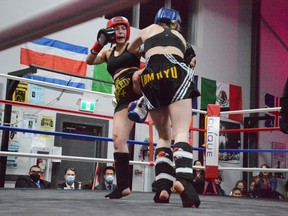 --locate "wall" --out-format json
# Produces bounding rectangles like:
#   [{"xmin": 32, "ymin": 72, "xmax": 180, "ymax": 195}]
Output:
[{"xmin": 0, "ymin": 0, "xmax": 256, "ymax": 193}]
